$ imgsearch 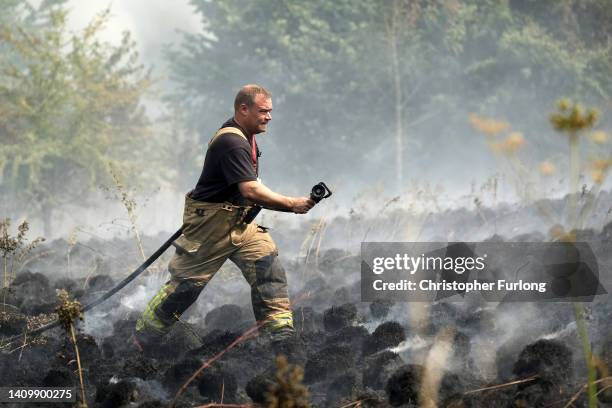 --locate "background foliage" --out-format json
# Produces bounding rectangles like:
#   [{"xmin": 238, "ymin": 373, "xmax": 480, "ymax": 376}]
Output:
[
  {"xmin": 0, "ymin": 0, "xmax": 152, "ymax": 235},
  {"xmin": 167, "ymin": 0, "xmax": 611, "ymax": 193},
  {"xmin": 0, "ymin": 0, "xmax": 610, "ymax": 235}
]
